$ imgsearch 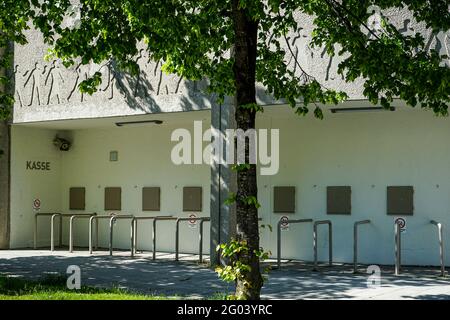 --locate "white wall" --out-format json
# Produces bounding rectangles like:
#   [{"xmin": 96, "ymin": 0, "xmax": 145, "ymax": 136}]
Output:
[
  {"xmin": 10, "ymin": 126, "xmax": 62, "ymax": 248},
  {"xmin": 257, "ymin": 108, "xmax": 450, "ymax": 266},
  {"xmin": 59, "ymin": 120, "xmax": 211, "ymax": 253},
  {"xmin": 10, "ymin": 107, "xmax": 450, "ymax": 267}
]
